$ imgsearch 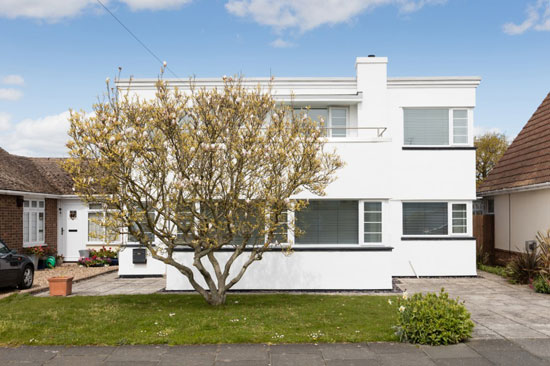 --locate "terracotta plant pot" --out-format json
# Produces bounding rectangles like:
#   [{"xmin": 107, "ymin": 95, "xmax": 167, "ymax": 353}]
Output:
[{"xmin": 48, "ymin": 276, "xmax": 74, "ymax": 296}]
